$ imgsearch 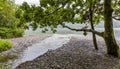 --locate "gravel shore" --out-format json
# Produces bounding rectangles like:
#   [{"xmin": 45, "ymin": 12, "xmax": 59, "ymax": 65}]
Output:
[
  {"xmin": 16, "ymin": 36, "xmax": 120, "ymax": 69},
  {"xmin": 0, "ymin": 34, "xmax": 51, "ymax": 58}
]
